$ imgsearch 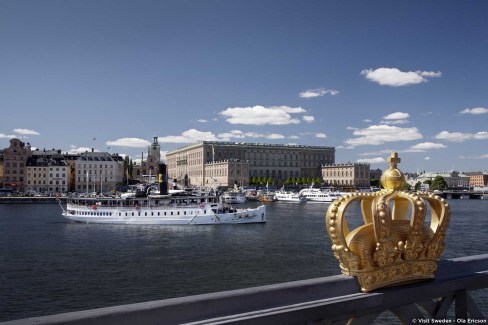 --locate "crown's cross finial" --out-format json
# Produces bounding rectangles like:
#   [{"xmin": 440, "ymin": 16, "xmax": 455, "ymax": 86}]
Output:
[{"xmin": 387, "ymin": 152, "xmax": 401, "ymax": 168}]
